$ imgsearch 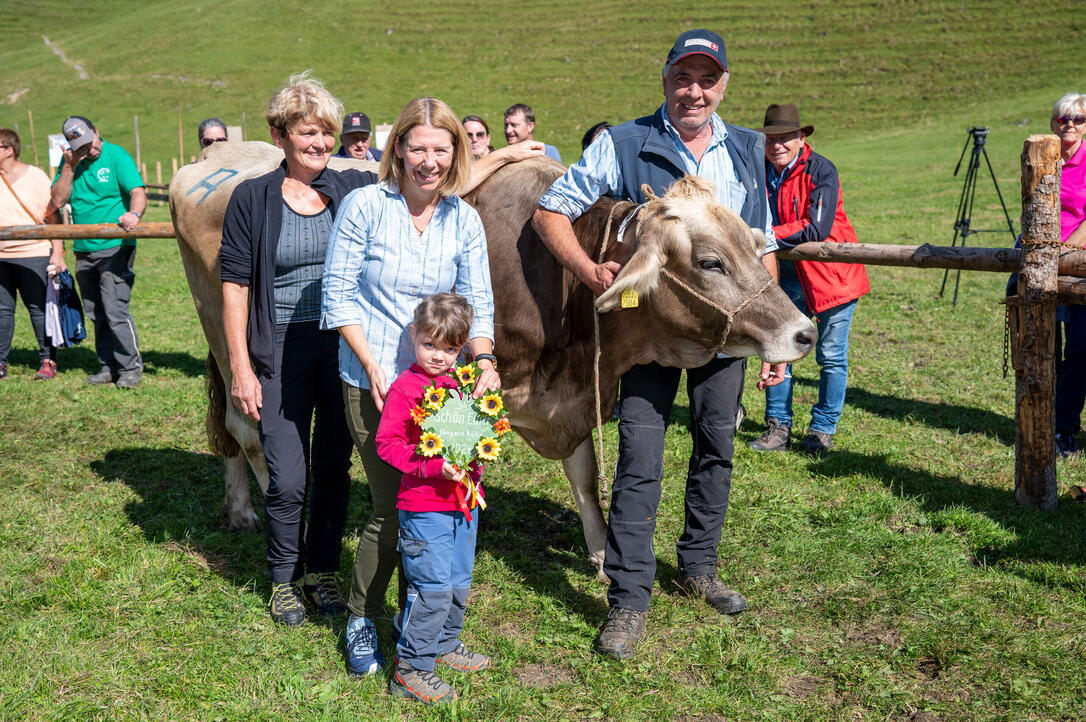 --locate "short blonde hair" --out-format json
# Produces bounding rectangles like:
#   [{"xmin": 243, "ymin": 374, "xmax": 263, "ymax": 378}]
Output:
[
  {"xmin": 265, "ymin": 71, "xmax": 343, "ymax": 135},
  {"xmin": 1052, "ymin": 92, "xmax": 1086, "ymax": 120},
  {"xmin": 379, "ymin": 97, "xmax": 472, "ymax": 196}
]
